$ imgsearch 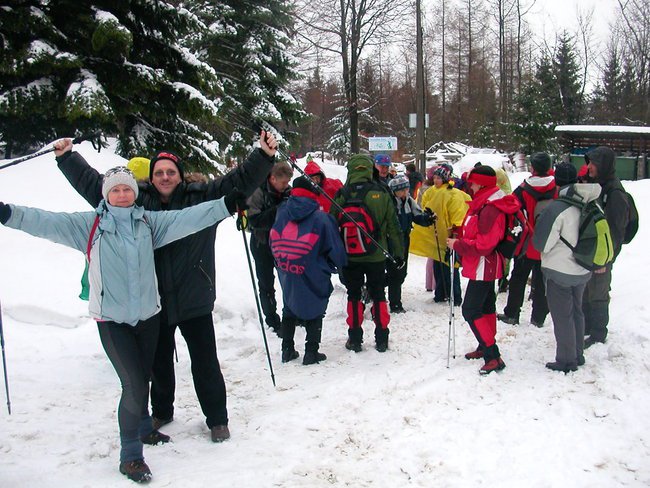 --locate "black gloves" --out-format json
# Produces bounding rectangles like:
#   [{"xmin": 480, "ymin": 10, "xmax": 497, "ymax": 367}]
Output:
[
  {"xmin": 394, "ymin": 256, "xmax": 405, "ymax": 270},
  {"xmin": 0, "ymin": 202, "xmax": 11, "ymax": 225},
  {"xmin": 224, "ymin": 189, "xmax": 249, "ymax": 214},
  {"xmin": 424, "ymin": 207, "xmax": 437, "ymax": 225}
]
